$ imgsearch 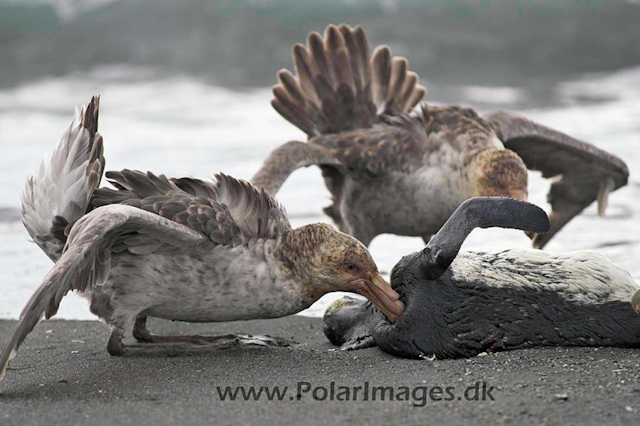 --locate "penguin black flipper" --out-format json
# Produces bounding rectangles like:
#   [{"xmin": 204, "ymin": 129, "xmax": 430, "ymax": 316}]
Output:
[{"xmin": 419, "ymin": 197, "xmax": 549, "ymax": 280}]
